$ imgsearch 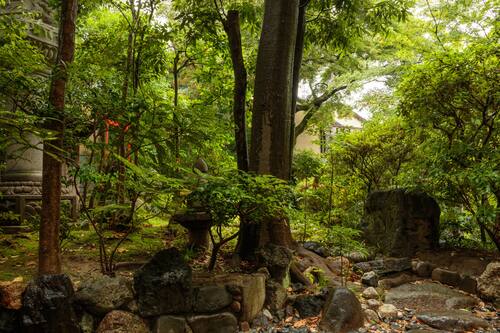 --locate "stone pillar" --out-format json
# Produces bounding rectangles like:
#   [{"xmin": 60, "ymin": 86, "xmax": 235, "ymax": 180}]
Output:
[{"xmin": 0, "ymin": 0, "xmax": 78, "ymax": 225}]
